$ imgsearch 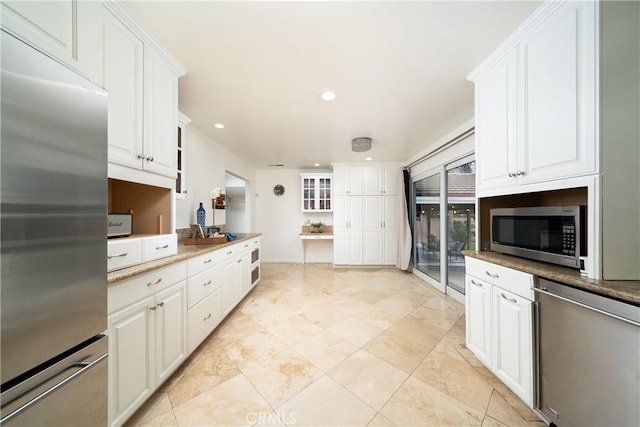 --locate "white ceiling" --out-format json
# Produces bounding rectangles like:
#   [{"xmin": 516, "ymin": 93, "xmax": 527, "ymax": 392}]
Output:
[{"xmin": 124, "ymin": 1, "xmax": 541, "ymax": 169}]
